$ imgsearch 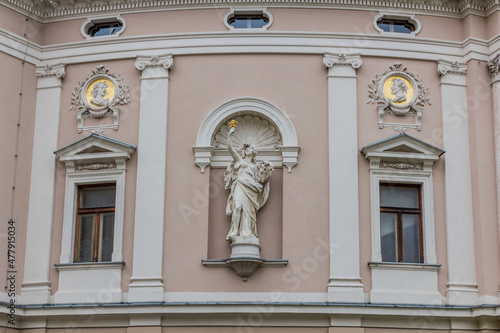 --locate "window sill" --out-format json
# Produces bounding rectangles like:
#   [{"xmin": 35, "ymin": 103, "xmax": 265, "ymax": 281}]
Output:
[
  {"xmin": 55, "ymin": 261, "xmax": 124, "ymax": 271},
  {"xmin": 369, "ymin": 261, "xmax": 440, "ymax": 271}
]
